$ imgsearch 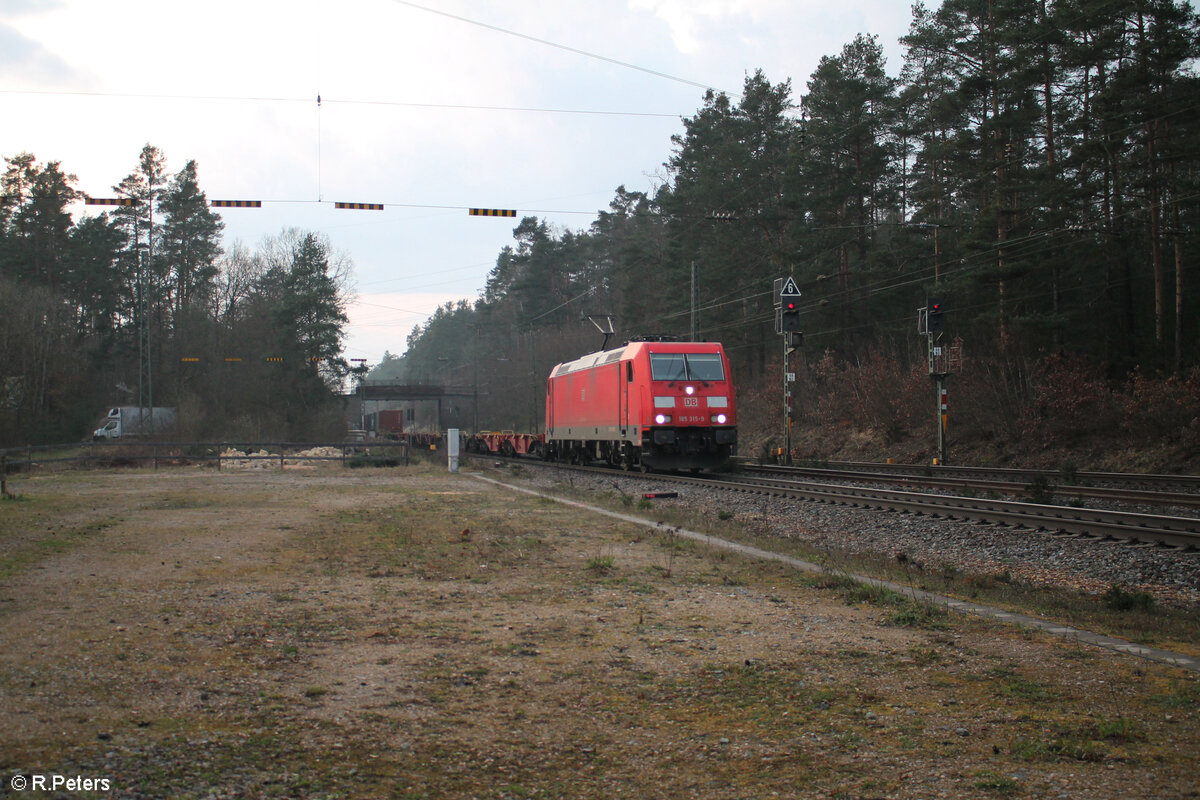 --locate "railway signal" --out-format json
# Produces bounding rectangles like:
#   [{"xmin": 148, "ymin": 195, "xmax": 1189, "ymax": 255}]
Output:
[
  {"xmin": 927, "ymin": 297, "xmax": 944, "ymax": 333},
  {"xmin": 773, "ymin": 276, "xmax": 803, "ymax": 466},
  {"xmin": 918, "ymin": 296, "xmax": 962, "ymax": 466},
  {"xmin": 781, "ymin": 299, "xmax": 802, "ymax": 333}
]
